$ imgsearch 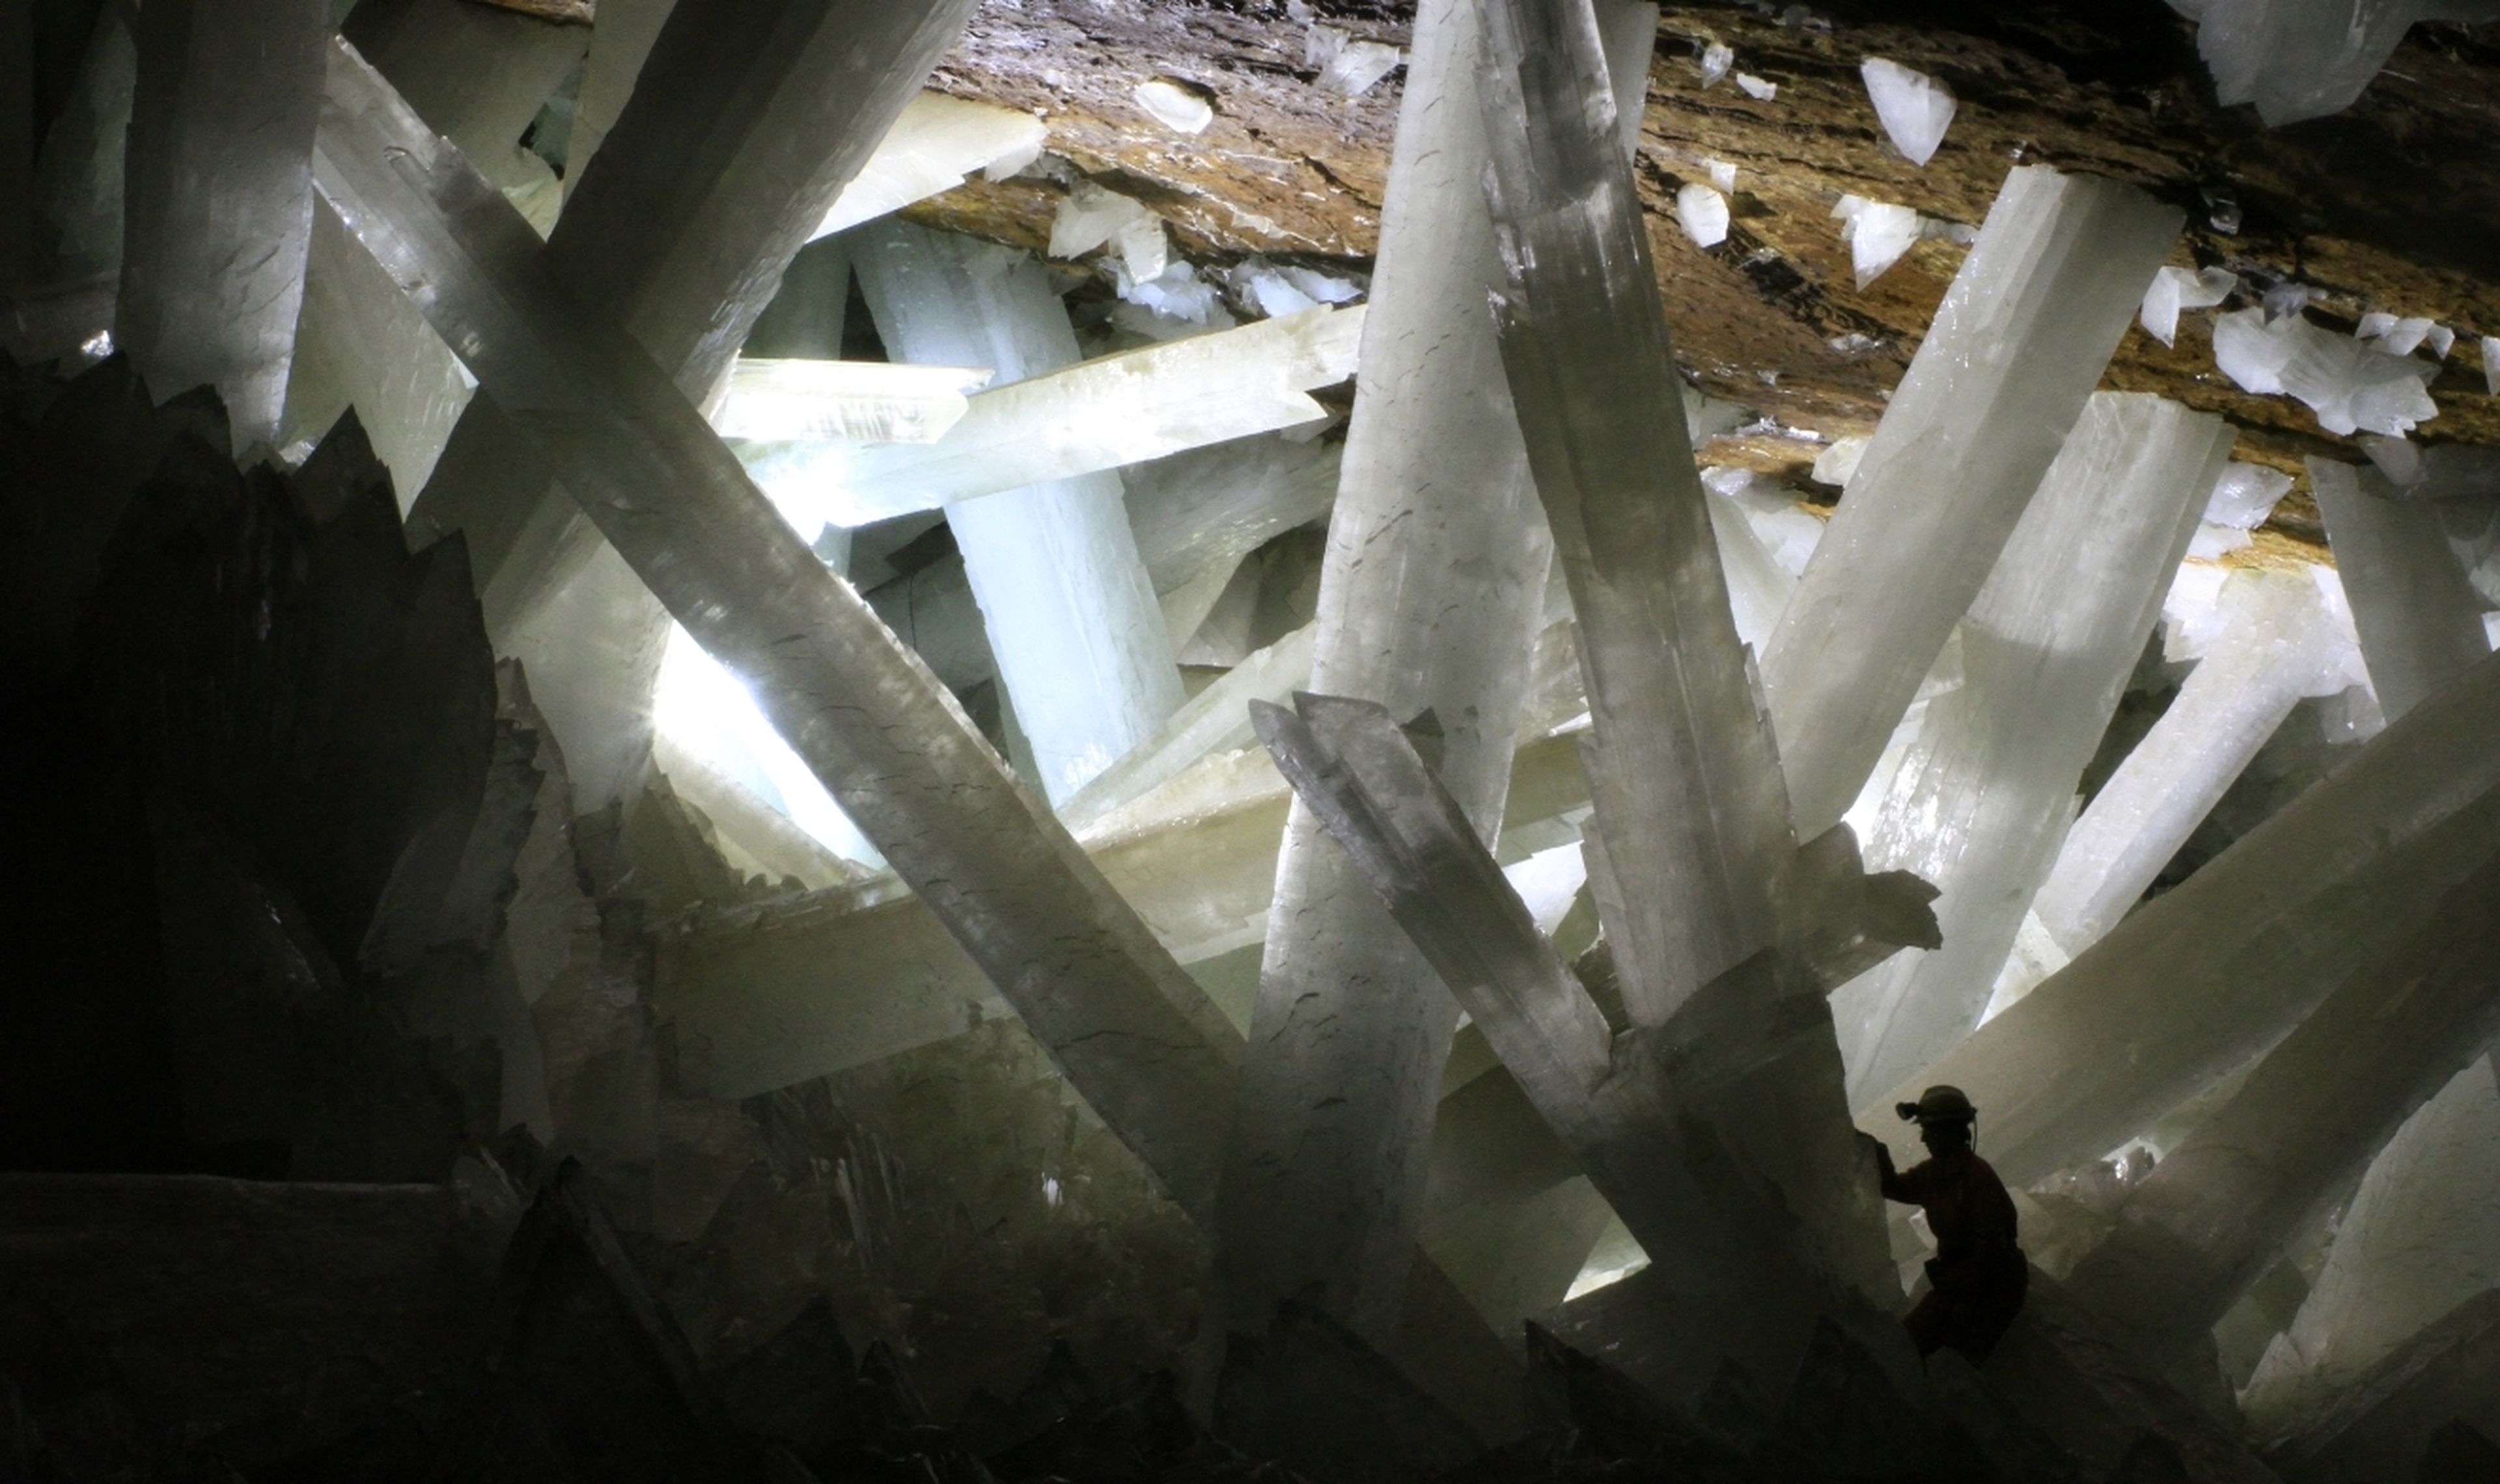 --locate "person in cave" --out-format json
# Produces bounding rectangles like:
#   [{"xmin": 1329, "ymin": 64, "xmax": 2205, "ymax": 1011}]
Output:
[{"xmin": 1865, "ymin": 1084, "xmax": 2029, "ymax": 1364}]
